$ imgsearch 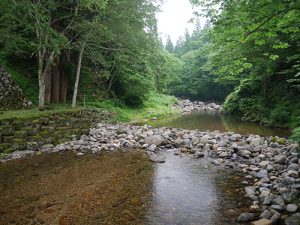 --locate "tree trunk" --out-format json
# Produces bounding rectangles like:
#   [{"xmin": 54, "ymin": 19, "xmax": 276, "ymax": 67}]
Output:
[
  {"xmin": 38, "ymin": 51, "xmax": 55, "ymax": 109},
  {"xmin": 44, "ymin": 66, "xmax": 52, "ymax": 104},
  {"xmin": 263, "ymin": 73, "xmax": 269, "ymax": 106},
  {"xmin": 38, "ymin": 68, "xmax": 45, "ymax": 110},
  {"xmin": 51, "ymin": 57, "xmax": 61, "ymax": 104},
  {"xmin": 72, "ymin": 43, "xmax": 86, "ymax": 108},
  {"xmin": 59, "ymin": 54, "xmax": 68, "ymax": 103}
]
